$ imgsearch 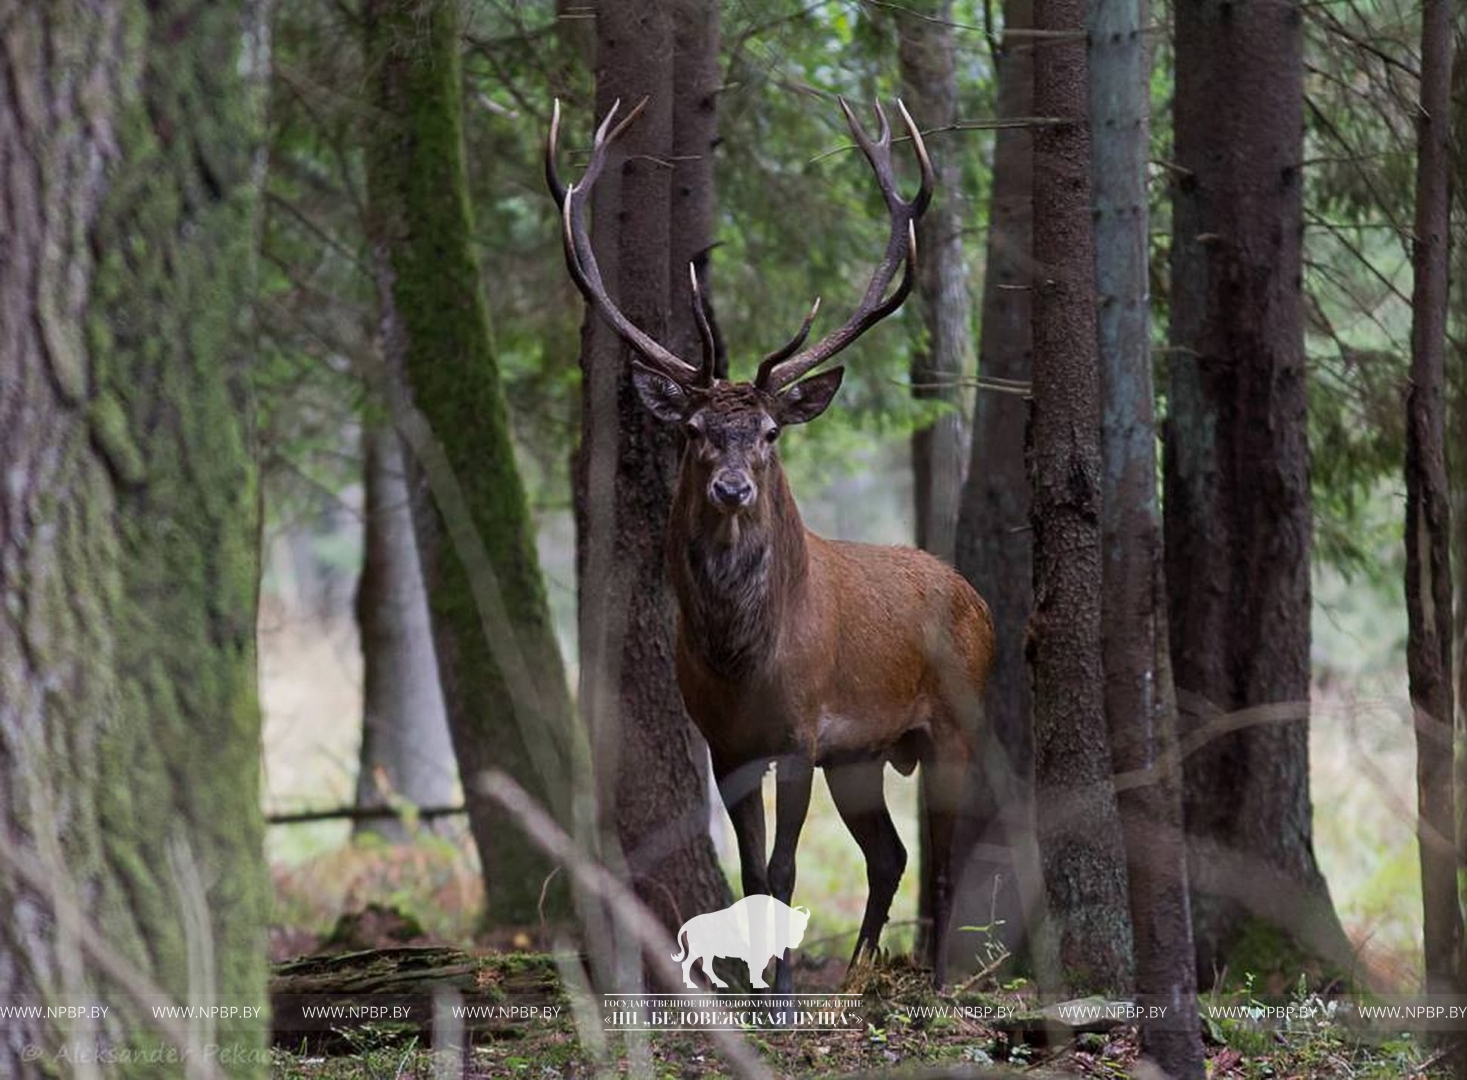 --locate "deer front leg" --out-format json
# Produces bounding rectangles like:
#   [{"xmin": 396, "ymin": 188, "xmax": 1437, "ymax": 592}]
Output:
[{"xmin": 768, "ymin": 754, "xmax": 814, "ymax": 995}]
